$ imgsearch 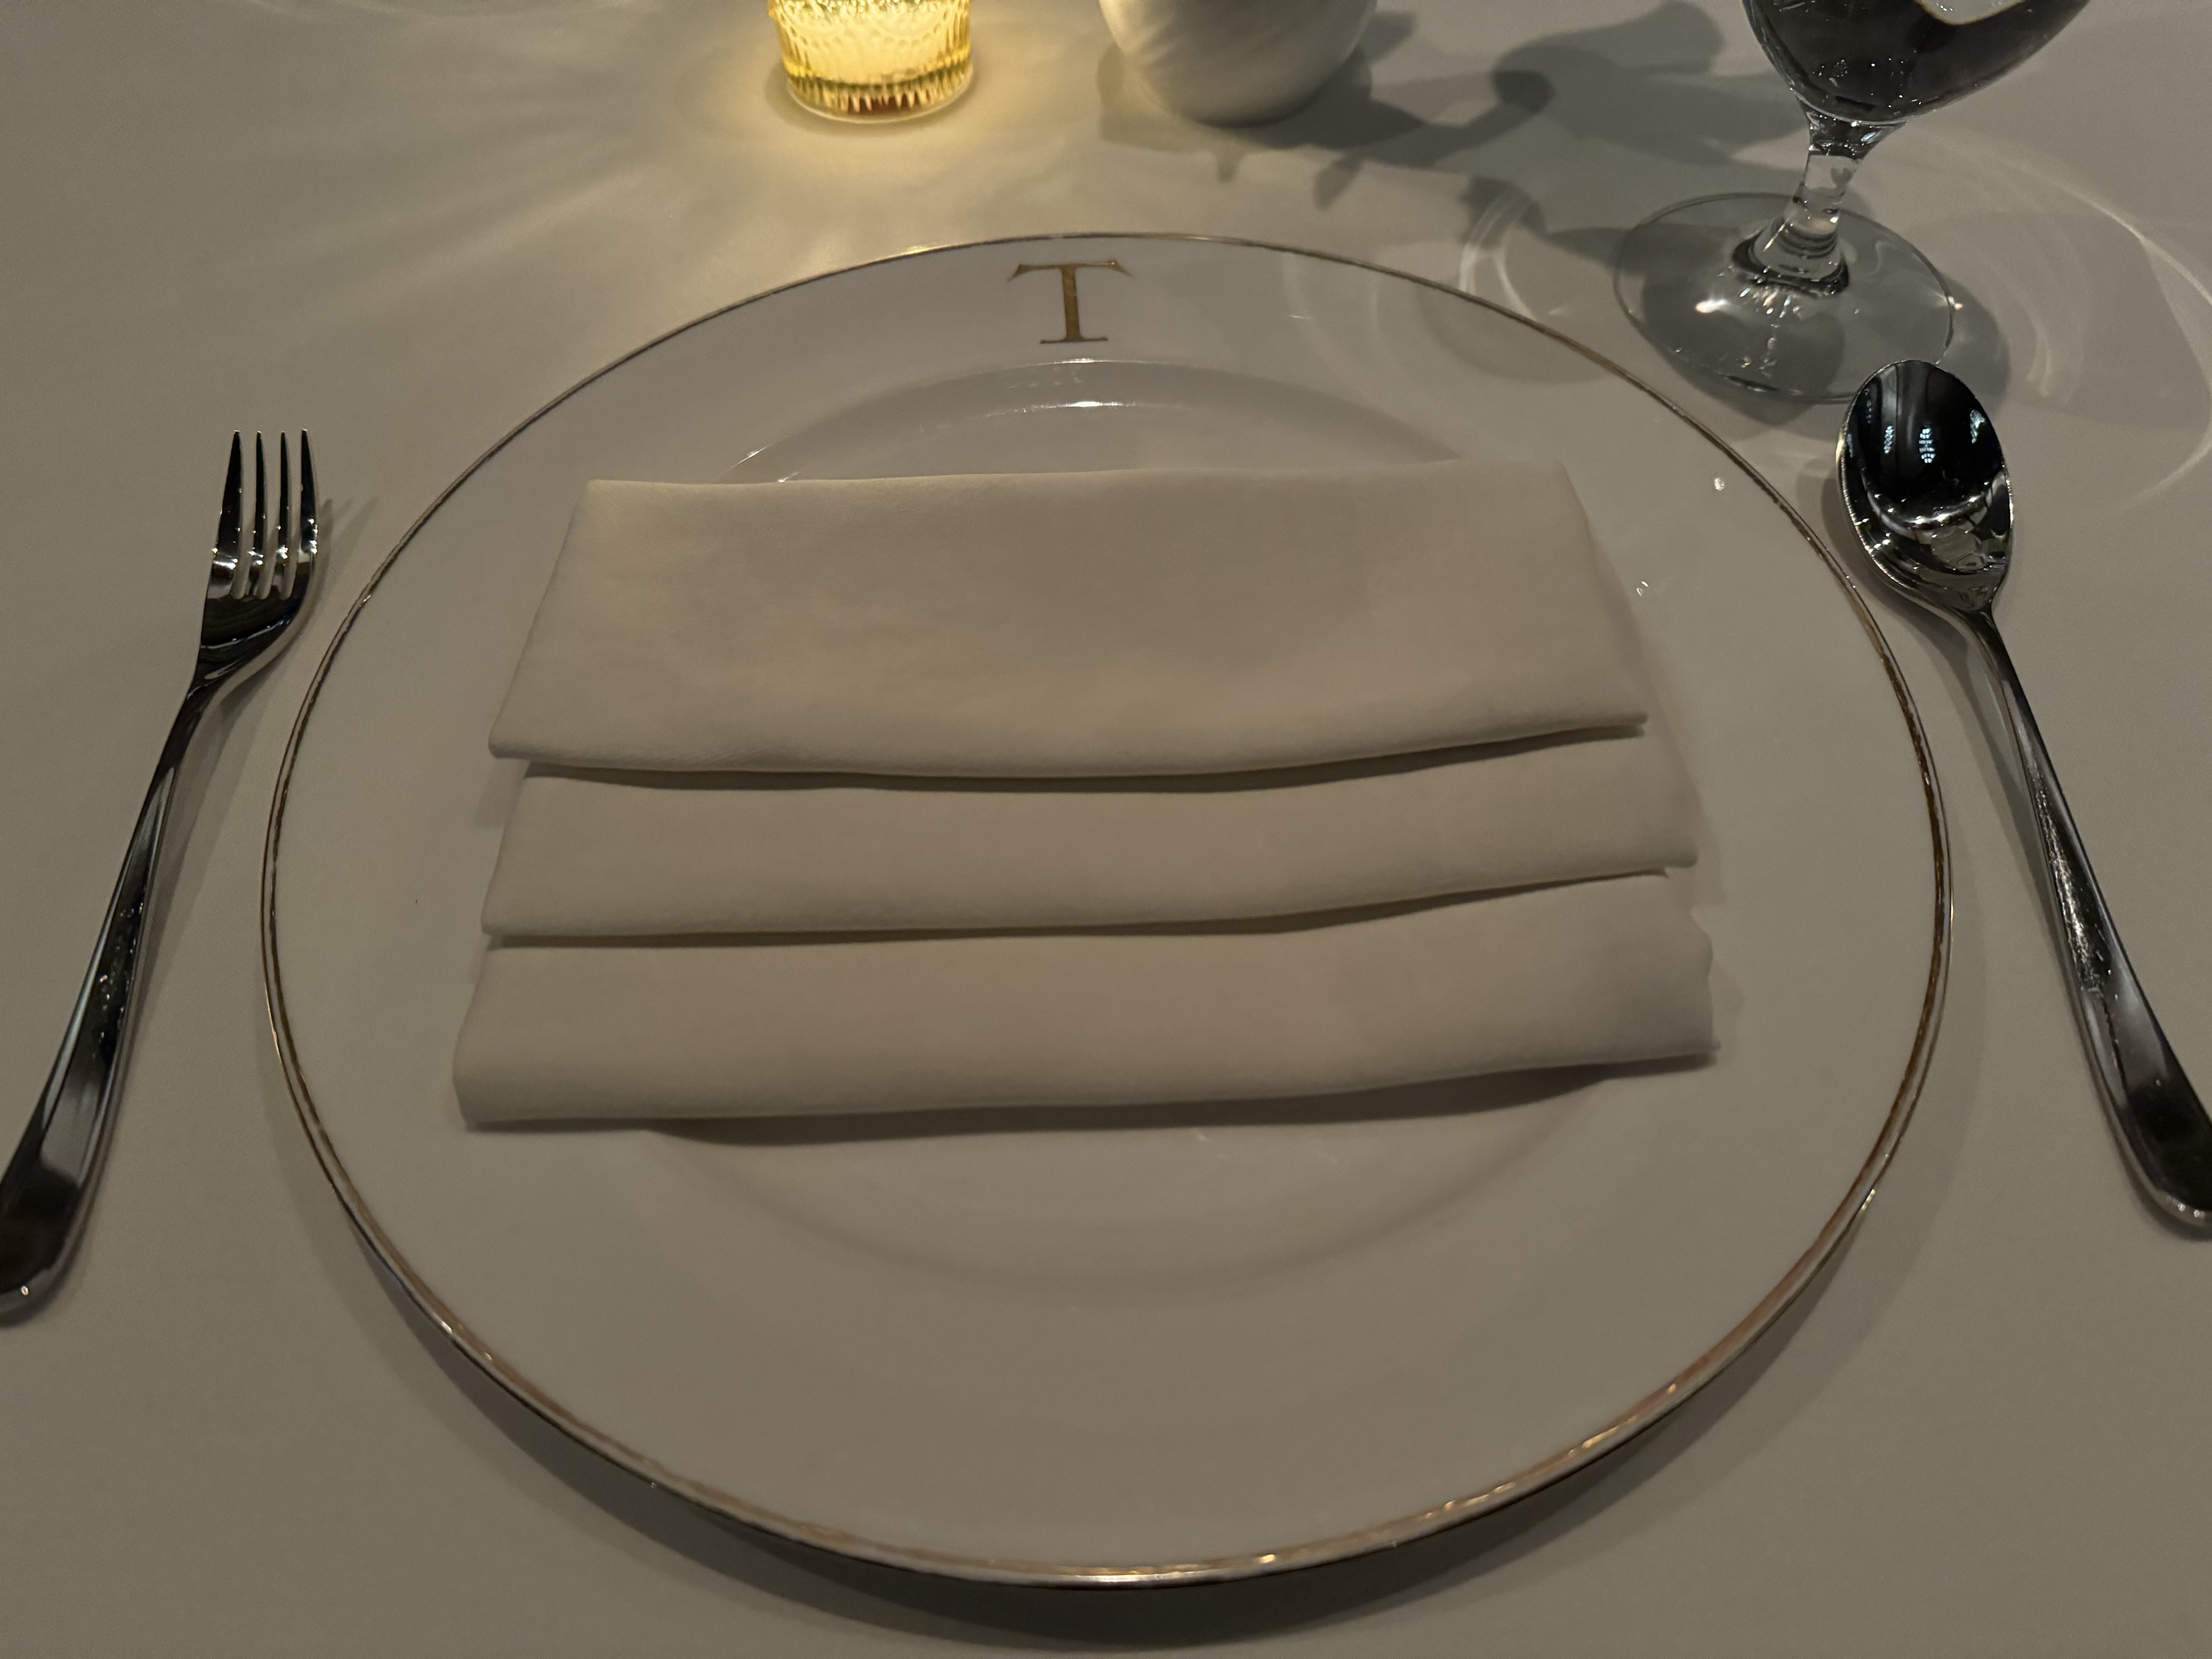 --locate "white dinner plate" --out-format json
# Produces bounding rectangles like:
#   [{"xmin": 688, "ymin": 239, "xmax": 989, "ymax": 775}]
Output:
[{"xmin": 263, "ymin": 235, "xmax": 1946, "ymax": 1585}]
